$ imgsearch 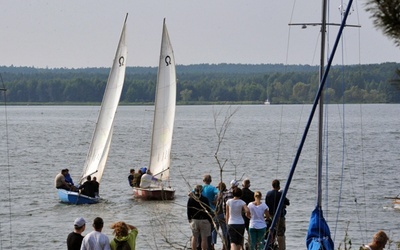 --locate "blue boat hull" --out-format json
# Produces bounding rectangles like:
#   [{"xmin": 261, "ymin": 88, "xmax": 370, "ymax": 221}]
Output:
[{"xmin": 57, "ymin": 189, "xmax": 99, "ymax": 205}]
